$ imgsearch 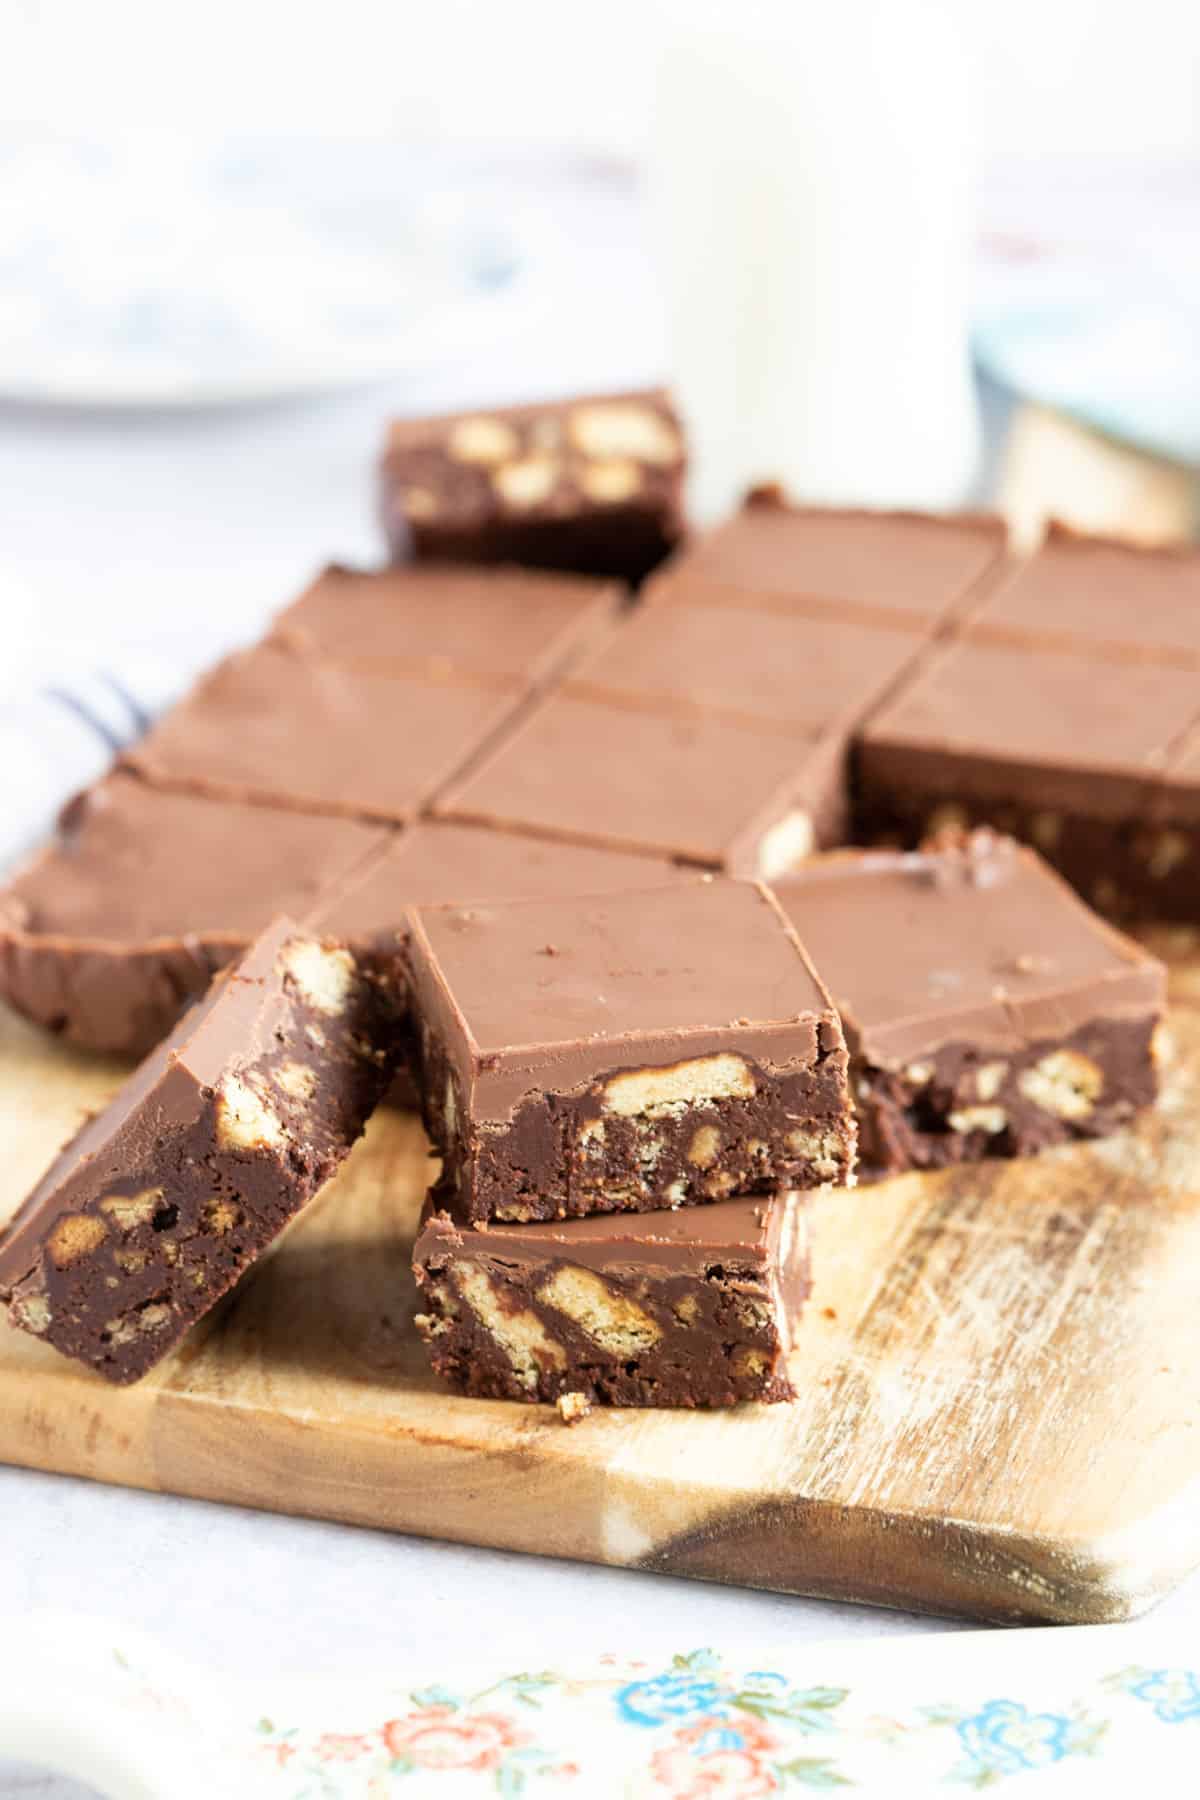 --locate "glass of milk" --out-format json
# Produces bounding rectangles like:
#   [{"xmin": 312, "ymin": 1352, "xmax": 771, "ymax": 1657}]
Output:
[{"xmin": 650, "ymin": 0, "xmax": 982, "ymax": 522}]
